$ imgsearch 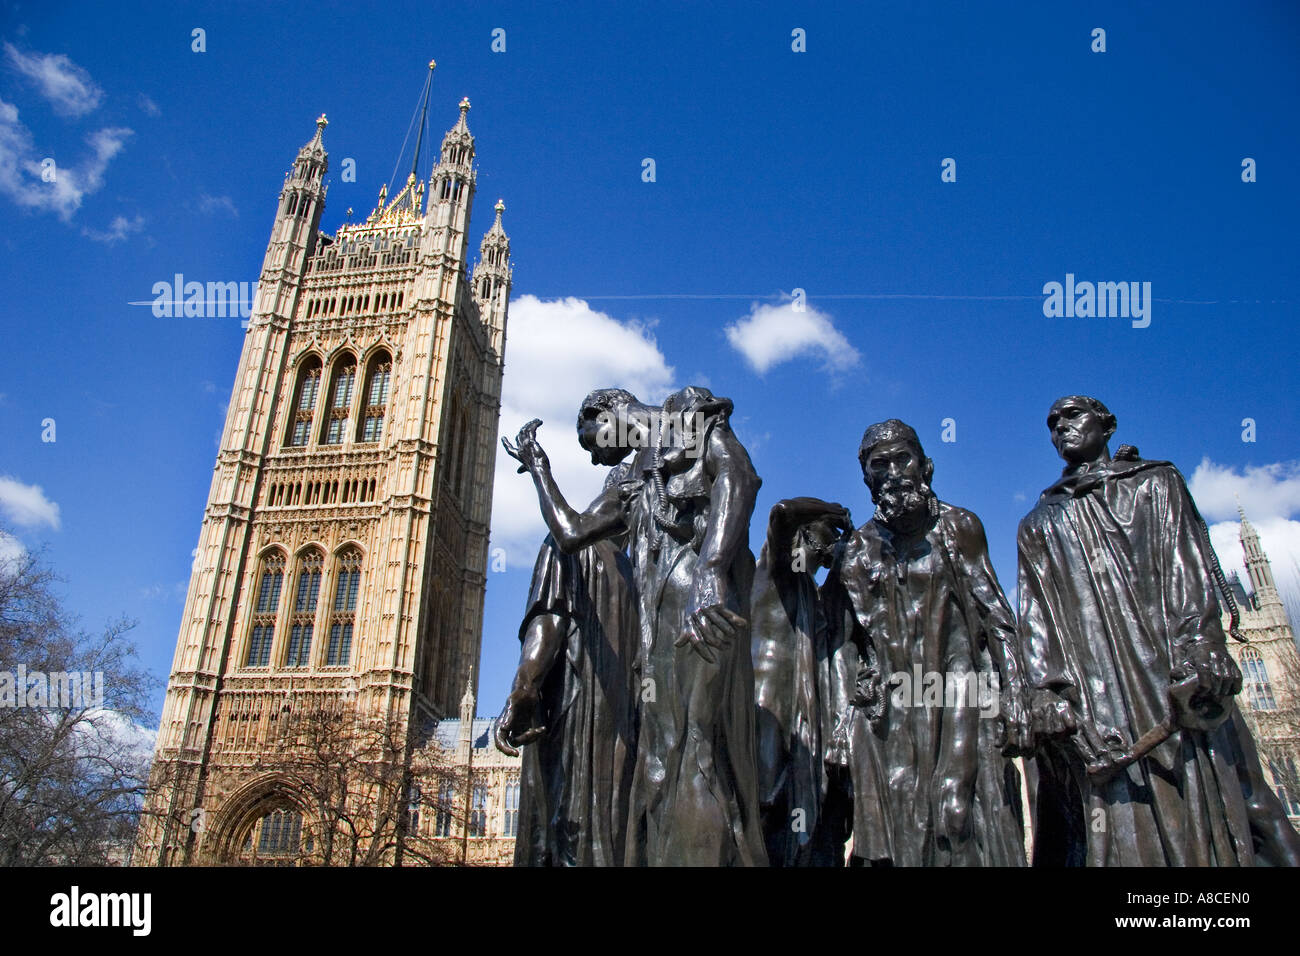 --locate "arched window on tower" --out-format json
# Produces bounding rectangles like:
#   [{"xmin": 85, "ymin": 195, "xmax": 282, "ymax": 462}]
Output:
[
  {"xmin": 1241, "ymin": 647, "xmax": 1277, "ymax": 710},
  {"xmin": 453, "ymin": 406, "xmax": 472, "ymax": 500},
  {"xmin": 285, "ymin": 549, "xmax": 323, "ymax": 667},
  {"xmin": 469, "ymin": 782, "xmax": 487, "ymax": 836},
  {"xmin": 238, "ymin": 805, "xmax": 312, "ymax": 865},
  {"xmin": 406, "ymin": 783, "xmax": 422, "ymax": 835},
  {"xmin": 326, "ymin": 548, "xmax": 362, "ymax": 666},
  {"xmin": 445, "ymin": 394, "xmax": 462, "ymax": 493},
  {"xmin": 245, "ymin": 551, "xmax": 286, "ymax": 667},
  {"xmin": 287, "ymin": 357, "xmax": 323, "ymax": 447},
  {"xmin": 358, "ymin": 352, "xmax": 392, "ymax": 443},
  {"xmin": 321, "ymin": 357, "xmax": 357, "ymax": 445},
  {"xmin": 503, "ymin": 782, "xmax": 519, "ymax": 837},
  {"xmin": 434, "ymin": 782, "xmax": 454, "ymax": 837}
]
